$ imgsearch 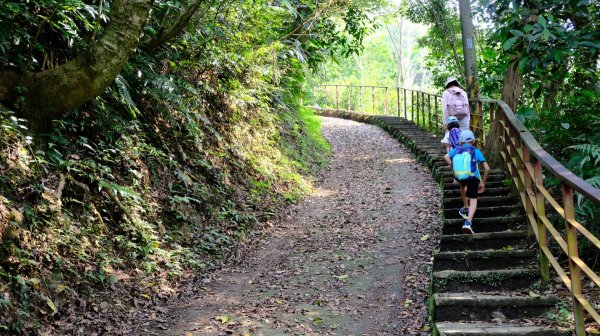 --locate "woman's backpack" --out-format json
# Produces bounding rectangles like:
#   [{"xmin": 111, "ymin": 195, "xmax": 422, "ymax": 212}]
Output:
[{"xmin": 446, "ymin": 87, "xmax": 470, "ymax": 118}]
